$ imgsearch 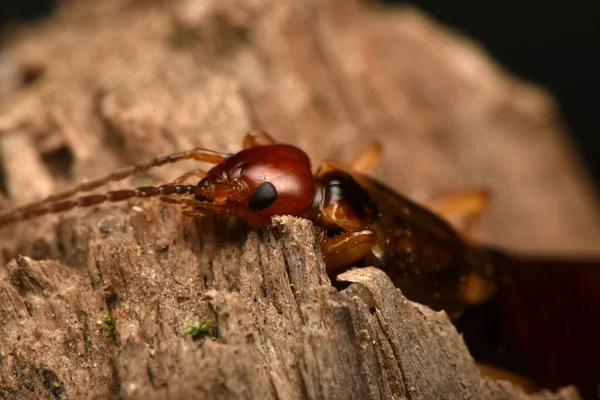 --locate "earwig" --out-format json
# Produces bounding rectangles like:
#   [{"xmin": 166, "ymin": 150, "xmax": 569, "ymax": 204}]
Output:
[
  {"xmin": 0, "ymin": 129, "xmax": 494, "ymax": 313},
  {"xmin": 1, "ymin": 129, "xmax": 598, "ymax": 397}
]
